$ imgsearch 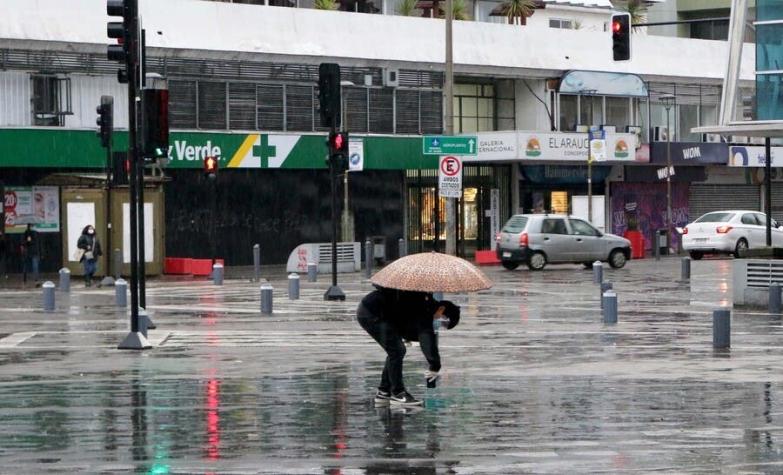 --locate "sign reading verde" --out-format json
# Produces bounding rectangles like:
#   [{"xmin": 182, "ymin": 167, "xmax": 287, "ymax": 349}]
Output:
[{"xmin": 423, "ymin": 136, "xmax": 477, "ymax": 155}]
